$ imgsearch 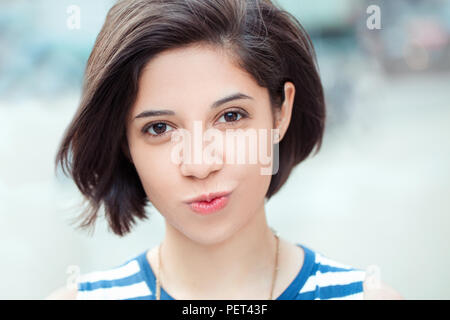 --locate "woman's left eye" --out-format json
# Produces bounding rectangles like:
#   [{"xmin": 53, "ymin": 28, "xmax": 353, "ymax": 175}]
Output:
[{"xmin": 217, "ymin": 110, "xmax": 246, "ymax": 124}]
